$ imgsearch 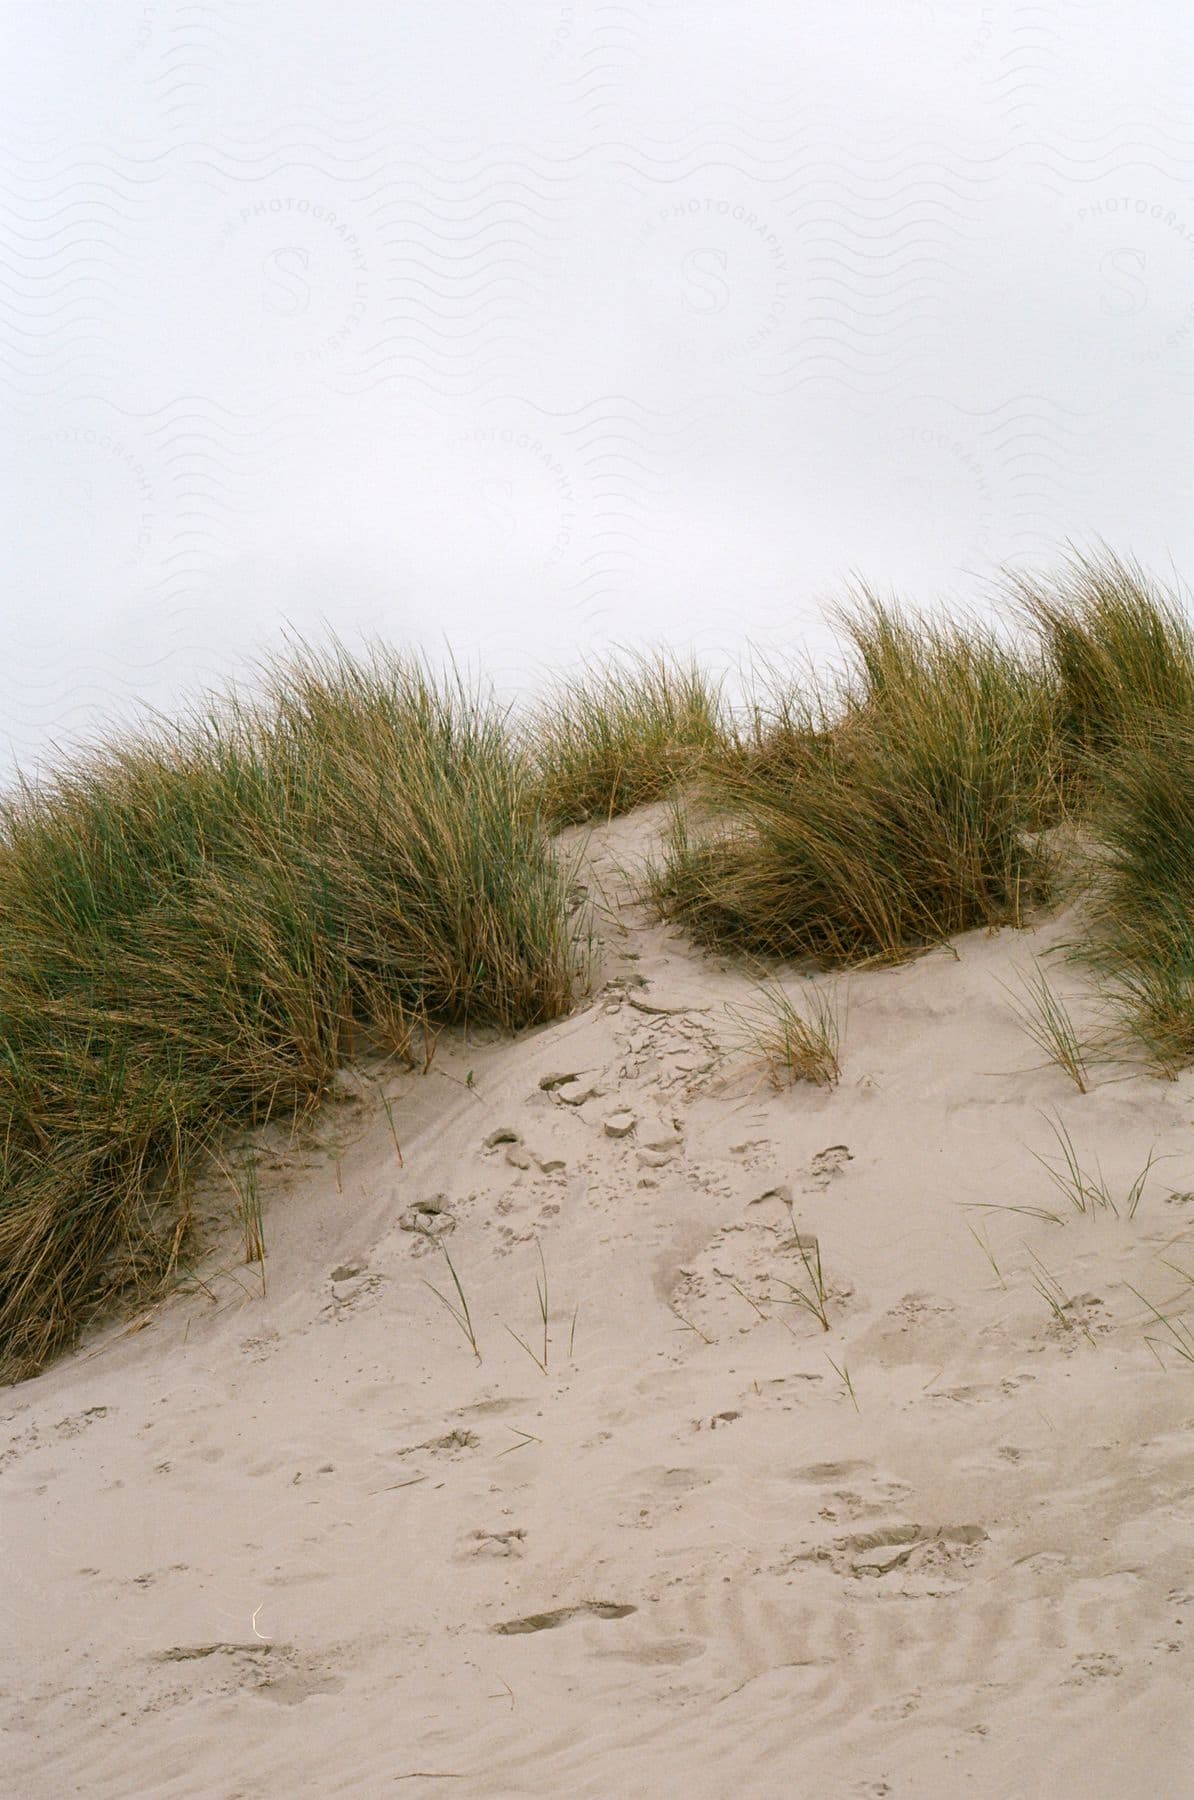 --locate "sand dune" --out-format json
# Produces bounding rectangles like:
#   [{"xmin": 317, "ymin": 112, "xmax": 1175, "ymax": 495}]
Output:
[{"xmin": 4, "ymin": 802, "xmax": 1194, "ymax": 1798}]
